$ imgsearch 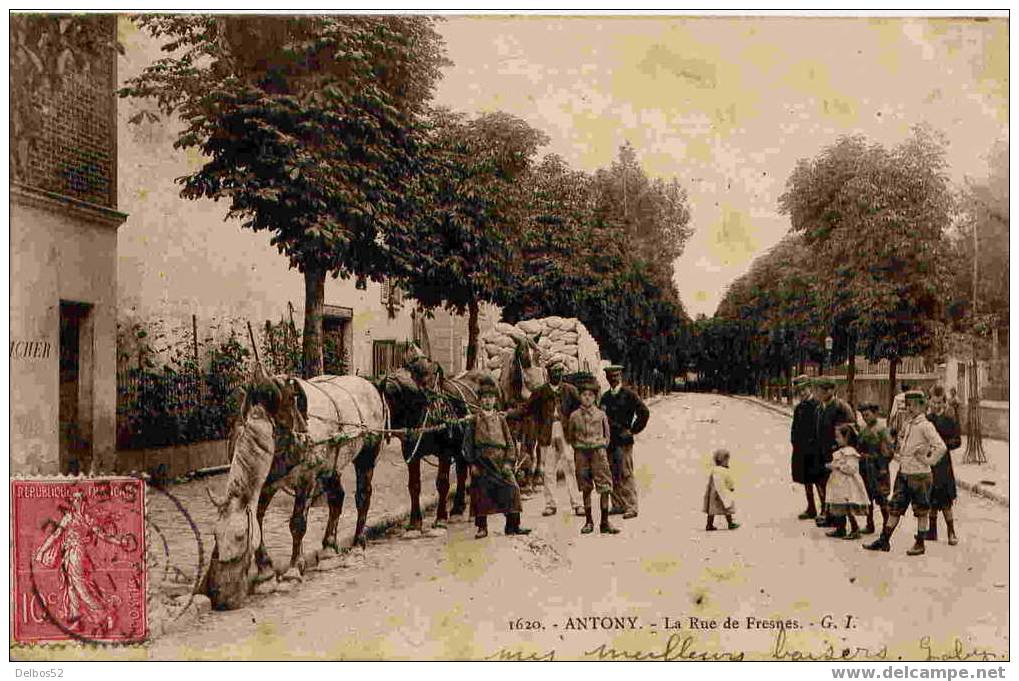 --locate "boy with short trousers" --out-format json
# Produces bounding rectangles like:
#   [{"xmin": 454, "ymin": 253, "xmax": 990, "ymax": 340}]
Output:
[
  {"xmin": 864, "ymin": 390, "xmax": 946, "ymax": 556},
  {"xmin": 566, "ymin": 374, "xmax": 620, "ymax": 535}
]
